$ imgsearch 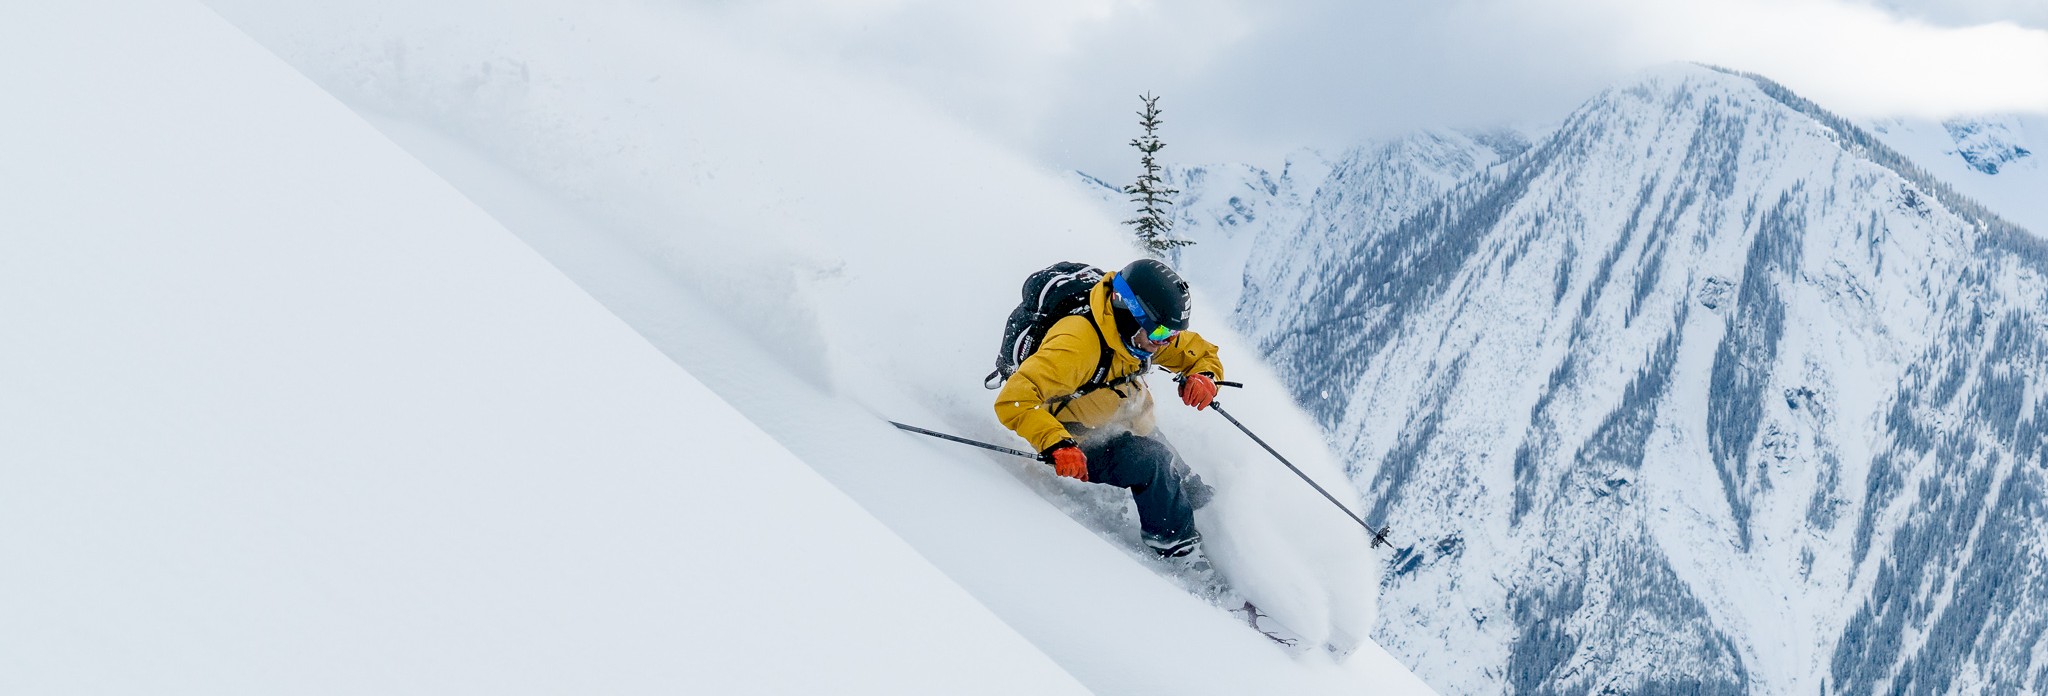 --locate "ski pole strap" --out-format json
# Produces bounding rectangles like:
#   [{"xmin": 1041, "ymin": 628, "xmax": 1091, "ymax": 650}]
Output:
[
  {"xmin": 888, "ymin": 421, "xmax": 1049, "ymax": 462},
  {"xmin": 1208, "ymin": 403, "xmax": 1394, "ymax": 549}
]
